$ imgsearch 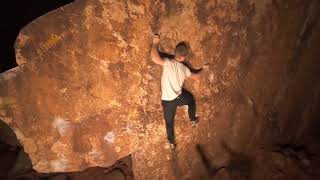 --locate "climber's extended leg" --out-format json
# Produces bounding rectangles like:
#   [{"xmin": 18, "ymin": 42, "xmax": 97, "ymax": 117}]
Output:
[{"xmin": 162, "ymin": 100, "xmax": 177, "ymax": 144}]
